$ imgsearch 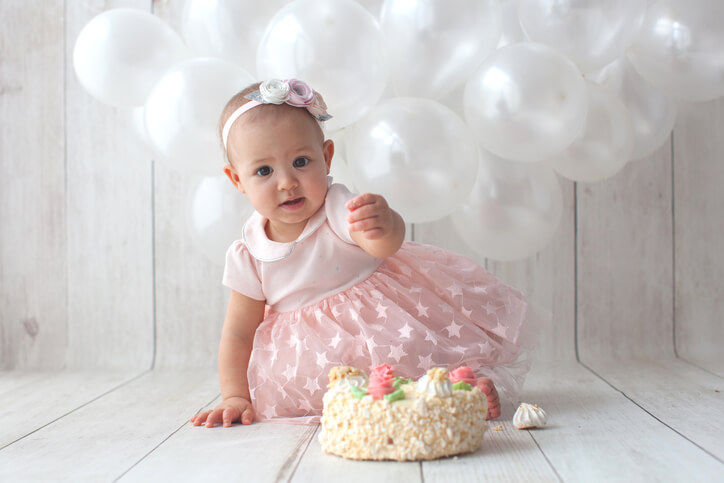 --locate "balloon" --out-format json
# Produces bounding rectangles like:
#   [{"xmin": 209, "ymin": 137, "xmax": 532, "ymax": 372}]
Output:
[
  {"xmin": 73, "ymin": 8, "xmax": 190, "ymax": 107},
  {"xmin": 518, "ymin": 0, "xmax": 646, "ymax": 74},
  {"xmin": 144, "ymin": 58, "xmax": 255, "ymax": 176},
  {"xmin": 498, "ymin": 0, "xmax": 526, "ymax": 48},
  {"xmin": 549, "ymin": 81, "xmax": 634, "ymax": 183},
  {"xmin": 345, "ymin": 98, "xmax": 478, "ymax": 224},
  {"xmin": 181, "ymin": 0, "xmax": 289, "ymax": 75},
  {"xmin": 628, "ymin": 0, "xmax": 724, "ymax": 102},
  {"xmin": 187, "ymin": 176, "xmax": 255, "ymax": 266},
  {"xmin": 588, "ymin": 57, "xmax": 678, "ymax": 160},
  {"xmin": 257, "ymin": 0, "xmax": 389, "ymax": 130},
  {"xmin": 380, "ymin": 0, "xmax": 502, "ymax": 99},
  {"xmin": 451, "ymin": 151, "xmax": 563, "ymax": 261},
  {"xmin": 464, "ymin": 42, "xmax": 588, "ymax": 163}
]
